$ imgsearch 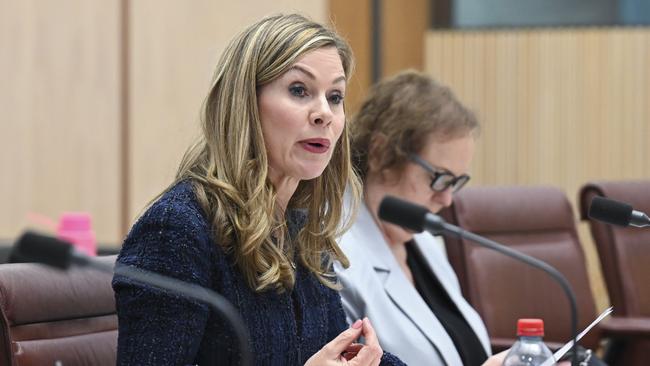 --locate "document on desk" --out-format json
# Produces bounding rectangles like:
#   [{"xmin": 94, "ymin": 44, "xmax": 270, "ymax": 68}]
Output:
[{"xmin": 540, "ymin": 306, "xmax": 613, "ymax": 366}]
